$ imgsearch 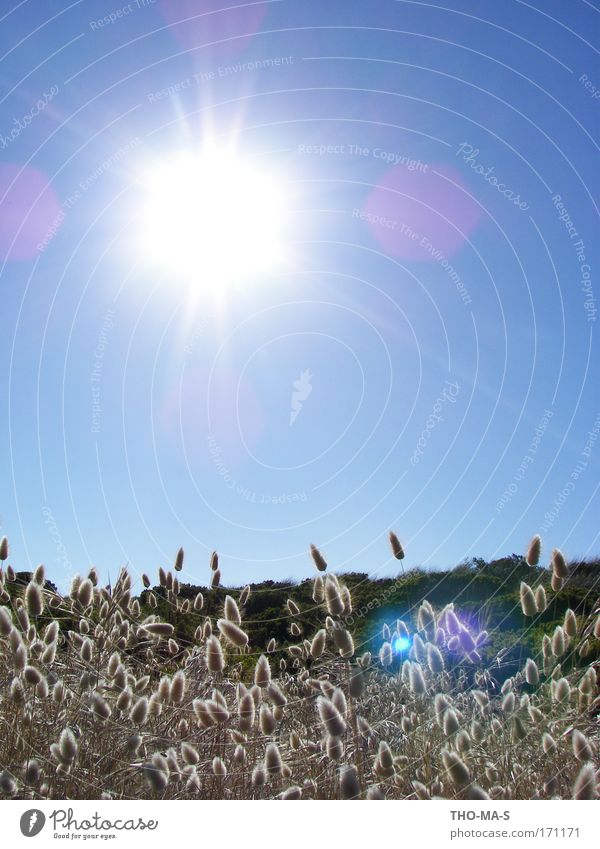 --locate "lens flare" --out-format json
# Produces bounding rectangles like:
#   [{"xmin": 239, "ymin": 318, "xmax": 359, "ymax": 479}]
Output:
[{"xmin": 393, "ymin": 636, "xmax": 411, "ymax": 653}]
